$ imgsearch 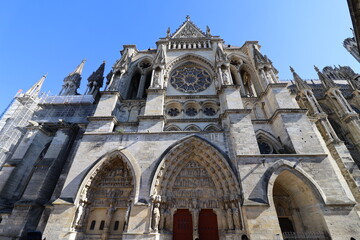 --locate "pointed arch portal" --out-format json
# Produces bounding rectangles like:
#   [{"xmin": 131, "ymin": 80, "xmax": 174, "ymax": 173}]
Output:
[
  {"xmin": 271, "ymin": 169, "xmax": 330, "ymax": 239},
  {"xmin": 151, "ymin": 136, "xmax": 243, "ymax": 237},
  {"xmin": 73, "ymin": 151, "xmax": 136, "ymax": 239}
]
